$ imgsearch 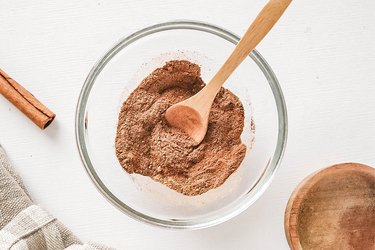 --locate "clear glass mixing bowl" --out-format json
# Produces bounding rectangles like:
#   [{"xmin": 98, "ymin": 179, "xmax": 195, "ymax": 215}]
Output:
[{"xmin": 75, "ymin": 21, "xmax": 287, "ymax": 229}]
